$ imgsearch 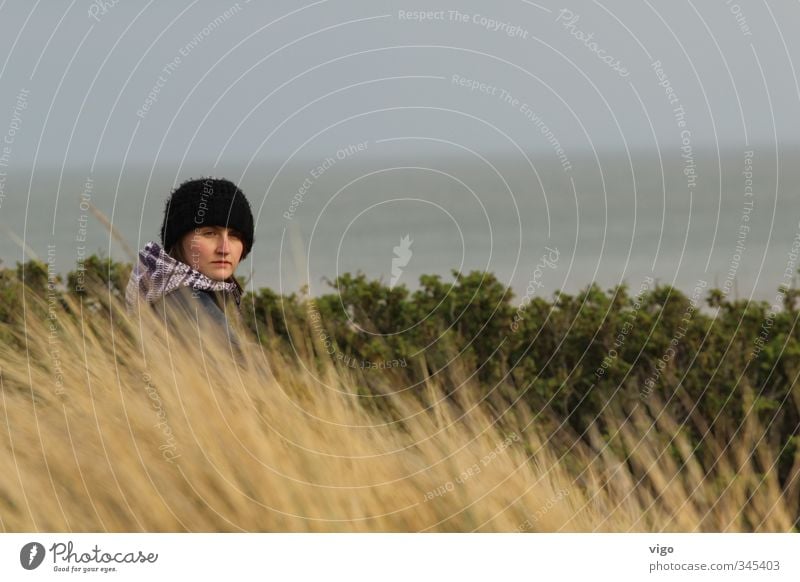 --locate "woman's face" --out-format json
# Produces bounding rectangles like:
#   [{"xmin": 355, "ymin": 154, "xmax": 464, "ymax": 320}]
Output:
[{"xmin": 180, "ymin": 225, "xmax": 244, "ymax": 281}]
